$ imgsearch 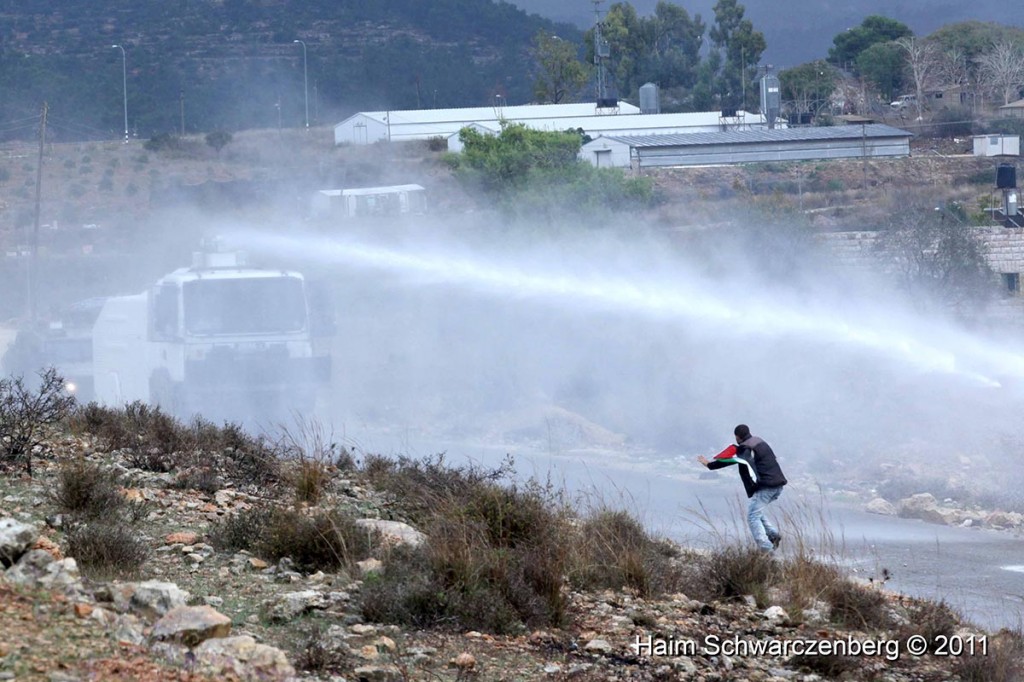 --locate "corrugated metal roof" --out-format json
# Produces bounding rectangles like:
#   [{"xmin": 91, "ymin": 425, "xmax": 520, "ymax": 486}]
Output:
[{"xmin": 598, "ymin": 124, "xmax": 912, "ymax": 148}]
